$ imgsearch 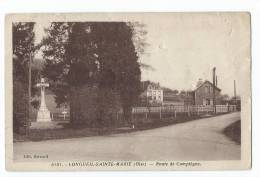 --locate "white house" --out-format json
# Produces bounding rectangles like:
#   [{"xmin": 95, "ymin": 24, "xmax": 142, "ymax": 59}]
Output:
[{"xmin": 141, "ymin": 81, "xmax": 163, "ymax": 104}]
